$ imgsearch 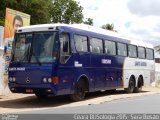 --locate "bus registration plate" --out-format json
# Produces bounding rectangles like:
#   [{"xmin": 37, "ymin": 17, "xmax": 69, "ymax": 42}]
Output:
[{"xmin": 26, "ymin": 89, "xmax": 33, "ymax": 93}]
